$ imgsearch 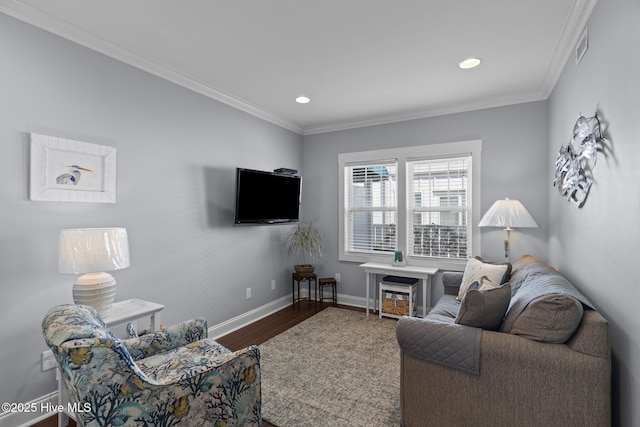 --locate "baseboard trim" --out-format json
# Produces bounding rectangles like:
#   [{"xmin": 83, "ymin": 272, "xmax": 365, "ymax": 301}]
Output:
[
  {"xmin": 294, "ymin": 289, "xmax": 426, "ymax": 315},
  {"xmin": 0, "ymin": 392, "xmax": 58, "ymax": 427},
  {"xmin": 333, "ymin": 292, "xmax": 426, "ymax": 317},
  {"xmin": 208, "ymin": 295, "xmax": 292, "ymax": 339},
  {"xmin": 12, "ymin": 292, "xmax": 401, "ymax": 427},
  {"xmin": 206, "ymin": 290, "xmax": 394, "ymax": 339}
]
